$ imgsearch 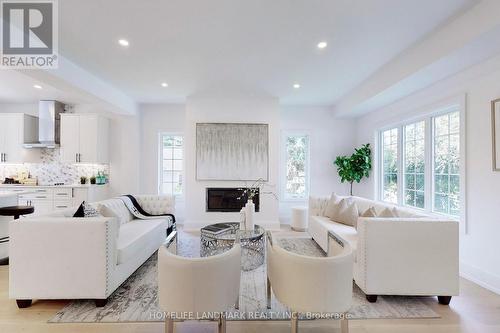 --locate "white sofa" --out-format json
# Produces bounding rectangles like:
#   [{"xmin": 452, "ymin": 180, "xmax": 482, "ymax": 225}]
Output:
[
  {"xmin": 308, "ymin": 195, "xmax": 459, "ymax": 305},
  {"xmin": 9, "ymin": 195, "xmax": 175, "ymax": 308}
]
